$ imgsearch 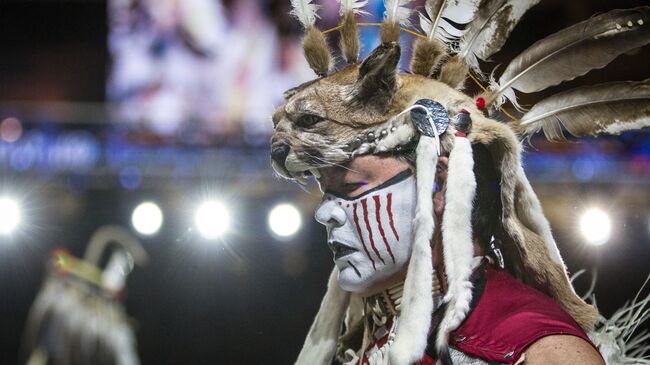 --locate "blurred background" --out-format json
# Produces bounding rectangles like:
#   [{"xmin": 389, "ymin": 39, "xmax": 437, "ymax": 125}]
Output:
[{"xmin": 0, "ymin": 0, "xmax": 648, "ymax": 364}]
